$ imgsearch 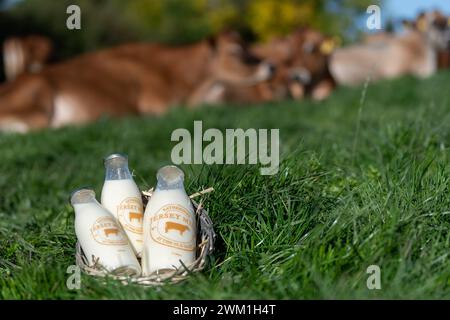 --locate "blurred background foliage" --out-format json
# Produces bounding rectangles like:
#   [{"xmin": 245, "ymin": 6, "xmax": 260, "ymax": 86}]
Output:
[
  {"xmin": 0, "ymin": 0, "xmax": 378, "ymax": 82},
  {"xmin": 0, "ymin": 0, "xmax": 379, "ymax": 60}
]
